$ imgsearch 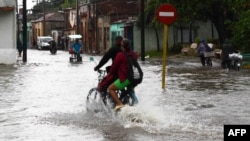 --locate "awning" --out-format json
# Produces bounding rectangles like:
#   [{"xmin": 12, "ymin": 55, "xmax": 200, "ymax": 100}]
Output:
[
  {"xmin": 0, "ymin": 7, "xmax": 14, "ymax": 11},
  {"xmin": 68, "ymin": 34, "xmax": 82, "ymax": 39}
]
